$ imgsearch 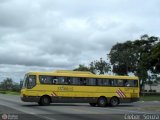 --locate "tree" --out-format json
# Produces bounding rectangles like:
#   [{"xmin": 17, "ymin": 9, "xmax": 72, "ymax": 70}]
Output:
[
  {"xmin": 109, "ymin": 41, "xmax": 134, "ymax": 75},
  {"xmin": 12, "ymin": 83, "xmax": 21, "ymax": 92},
  {"xmin": 0, "ymin": 78, "xmax": 13, "ymax": 90},
  {"xmin": 74, "ymin": 58, "xmax": 111, "ymax": 75},
  {"xmin": 89, "ymin": 58, "xmax": 111, "ymax": 74},
  {"xmin": 73, "ymin": 64, "xmax": 90, "ymax": 71},
  {"xmin": 149, "ymin": 41, "xmax": 160, "ymax": 73},
  {"xmin": 109, "ymin": 34, "xmax": 159, "ymax": 91}
]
